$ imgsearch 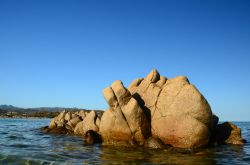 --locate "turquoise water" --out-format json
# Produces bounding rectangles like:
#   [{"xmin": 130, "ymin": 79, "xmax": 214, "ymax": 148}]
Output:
[{"xmin": 0, "ymin": 119, "xmax": 249, "ymax": 165}]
